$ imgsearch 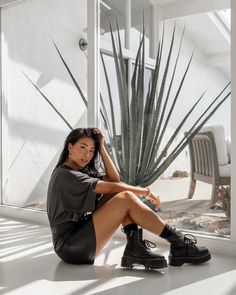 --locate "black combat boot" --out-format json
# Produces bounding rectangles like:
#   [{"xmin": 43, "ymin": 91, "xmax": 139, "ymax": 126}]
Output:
[
  {"xmin": 121, "ymin": 223, "xmax": 167, "ymax": 270},
  {"xmin": 160, "ymin": 224, "xmax": 211, "ymax": 266}
]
